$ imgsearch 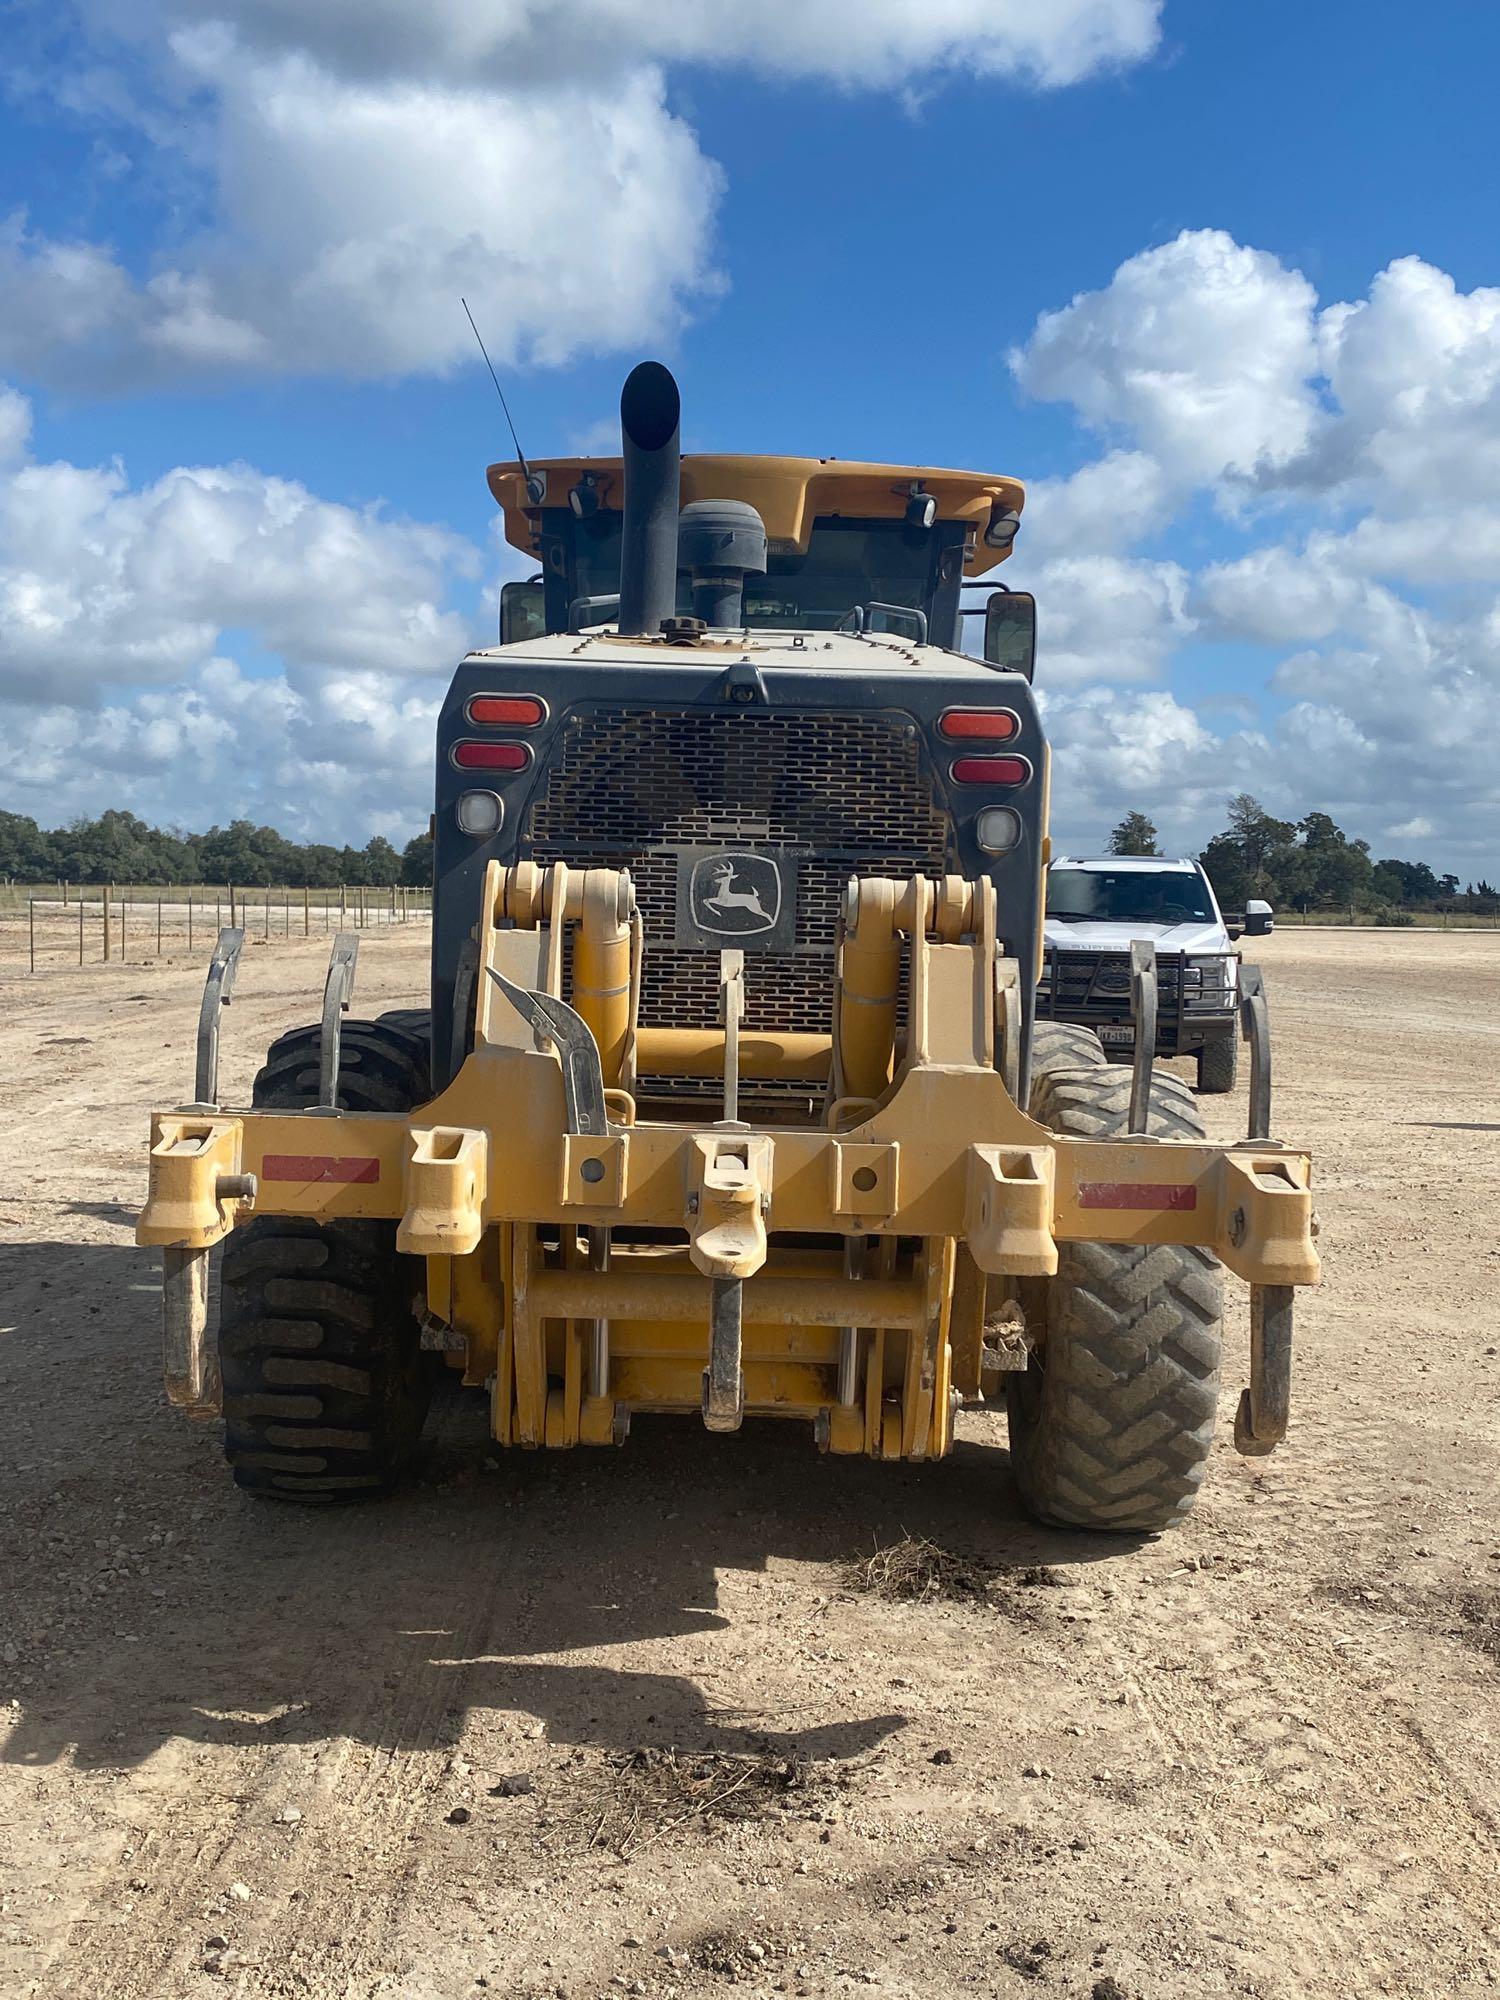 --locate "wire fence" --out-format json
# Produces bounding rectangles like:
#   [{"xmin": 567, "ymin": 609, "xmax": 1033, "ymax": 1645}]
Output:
[
  {"xmin": 4, "ymin": 882, "xmax": 431, "ymax": 973},
  {"xmin": 1285, "ymin": 906, "xmax": 1500, "ymax": 929}
]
